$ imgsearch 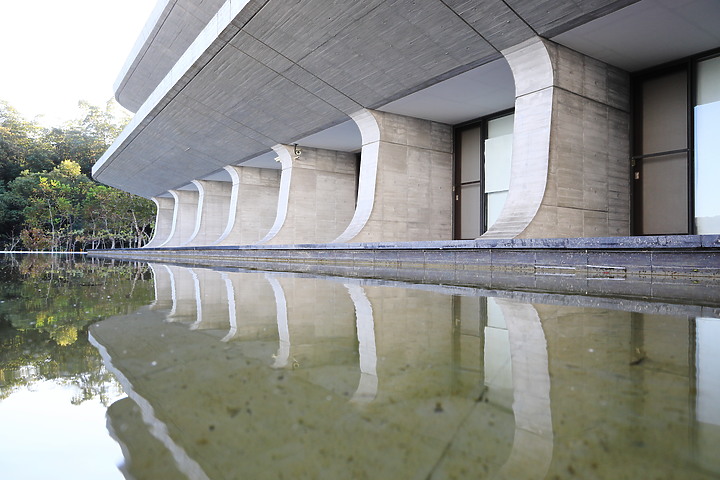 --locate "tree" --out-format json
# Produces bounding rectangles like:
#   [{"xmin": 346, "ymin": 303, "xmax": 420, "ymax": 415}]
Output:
[{"xmin": 0, "ymin": 99, "xmax": 155, "ymax": 251}]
